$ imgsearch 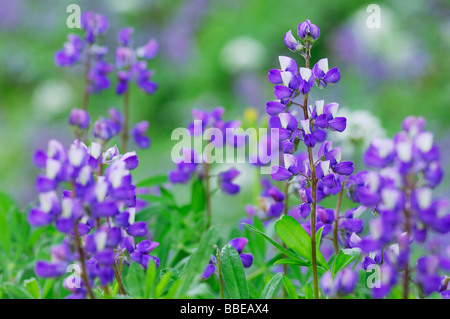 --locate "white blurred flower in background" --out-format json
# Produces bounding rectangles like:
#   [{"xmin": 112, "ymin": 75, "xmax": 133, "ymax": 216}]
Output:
[
  {"xmin": 32, "ymin": 79, "xmax": 74, "ymax": 119},
  {"xmin": 331, "ymin": 108, "xmax": 386, "ymax": 158},
  {"xmin": 220, "ymin": 36, "xmax": 266, "ymax": 73}
]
